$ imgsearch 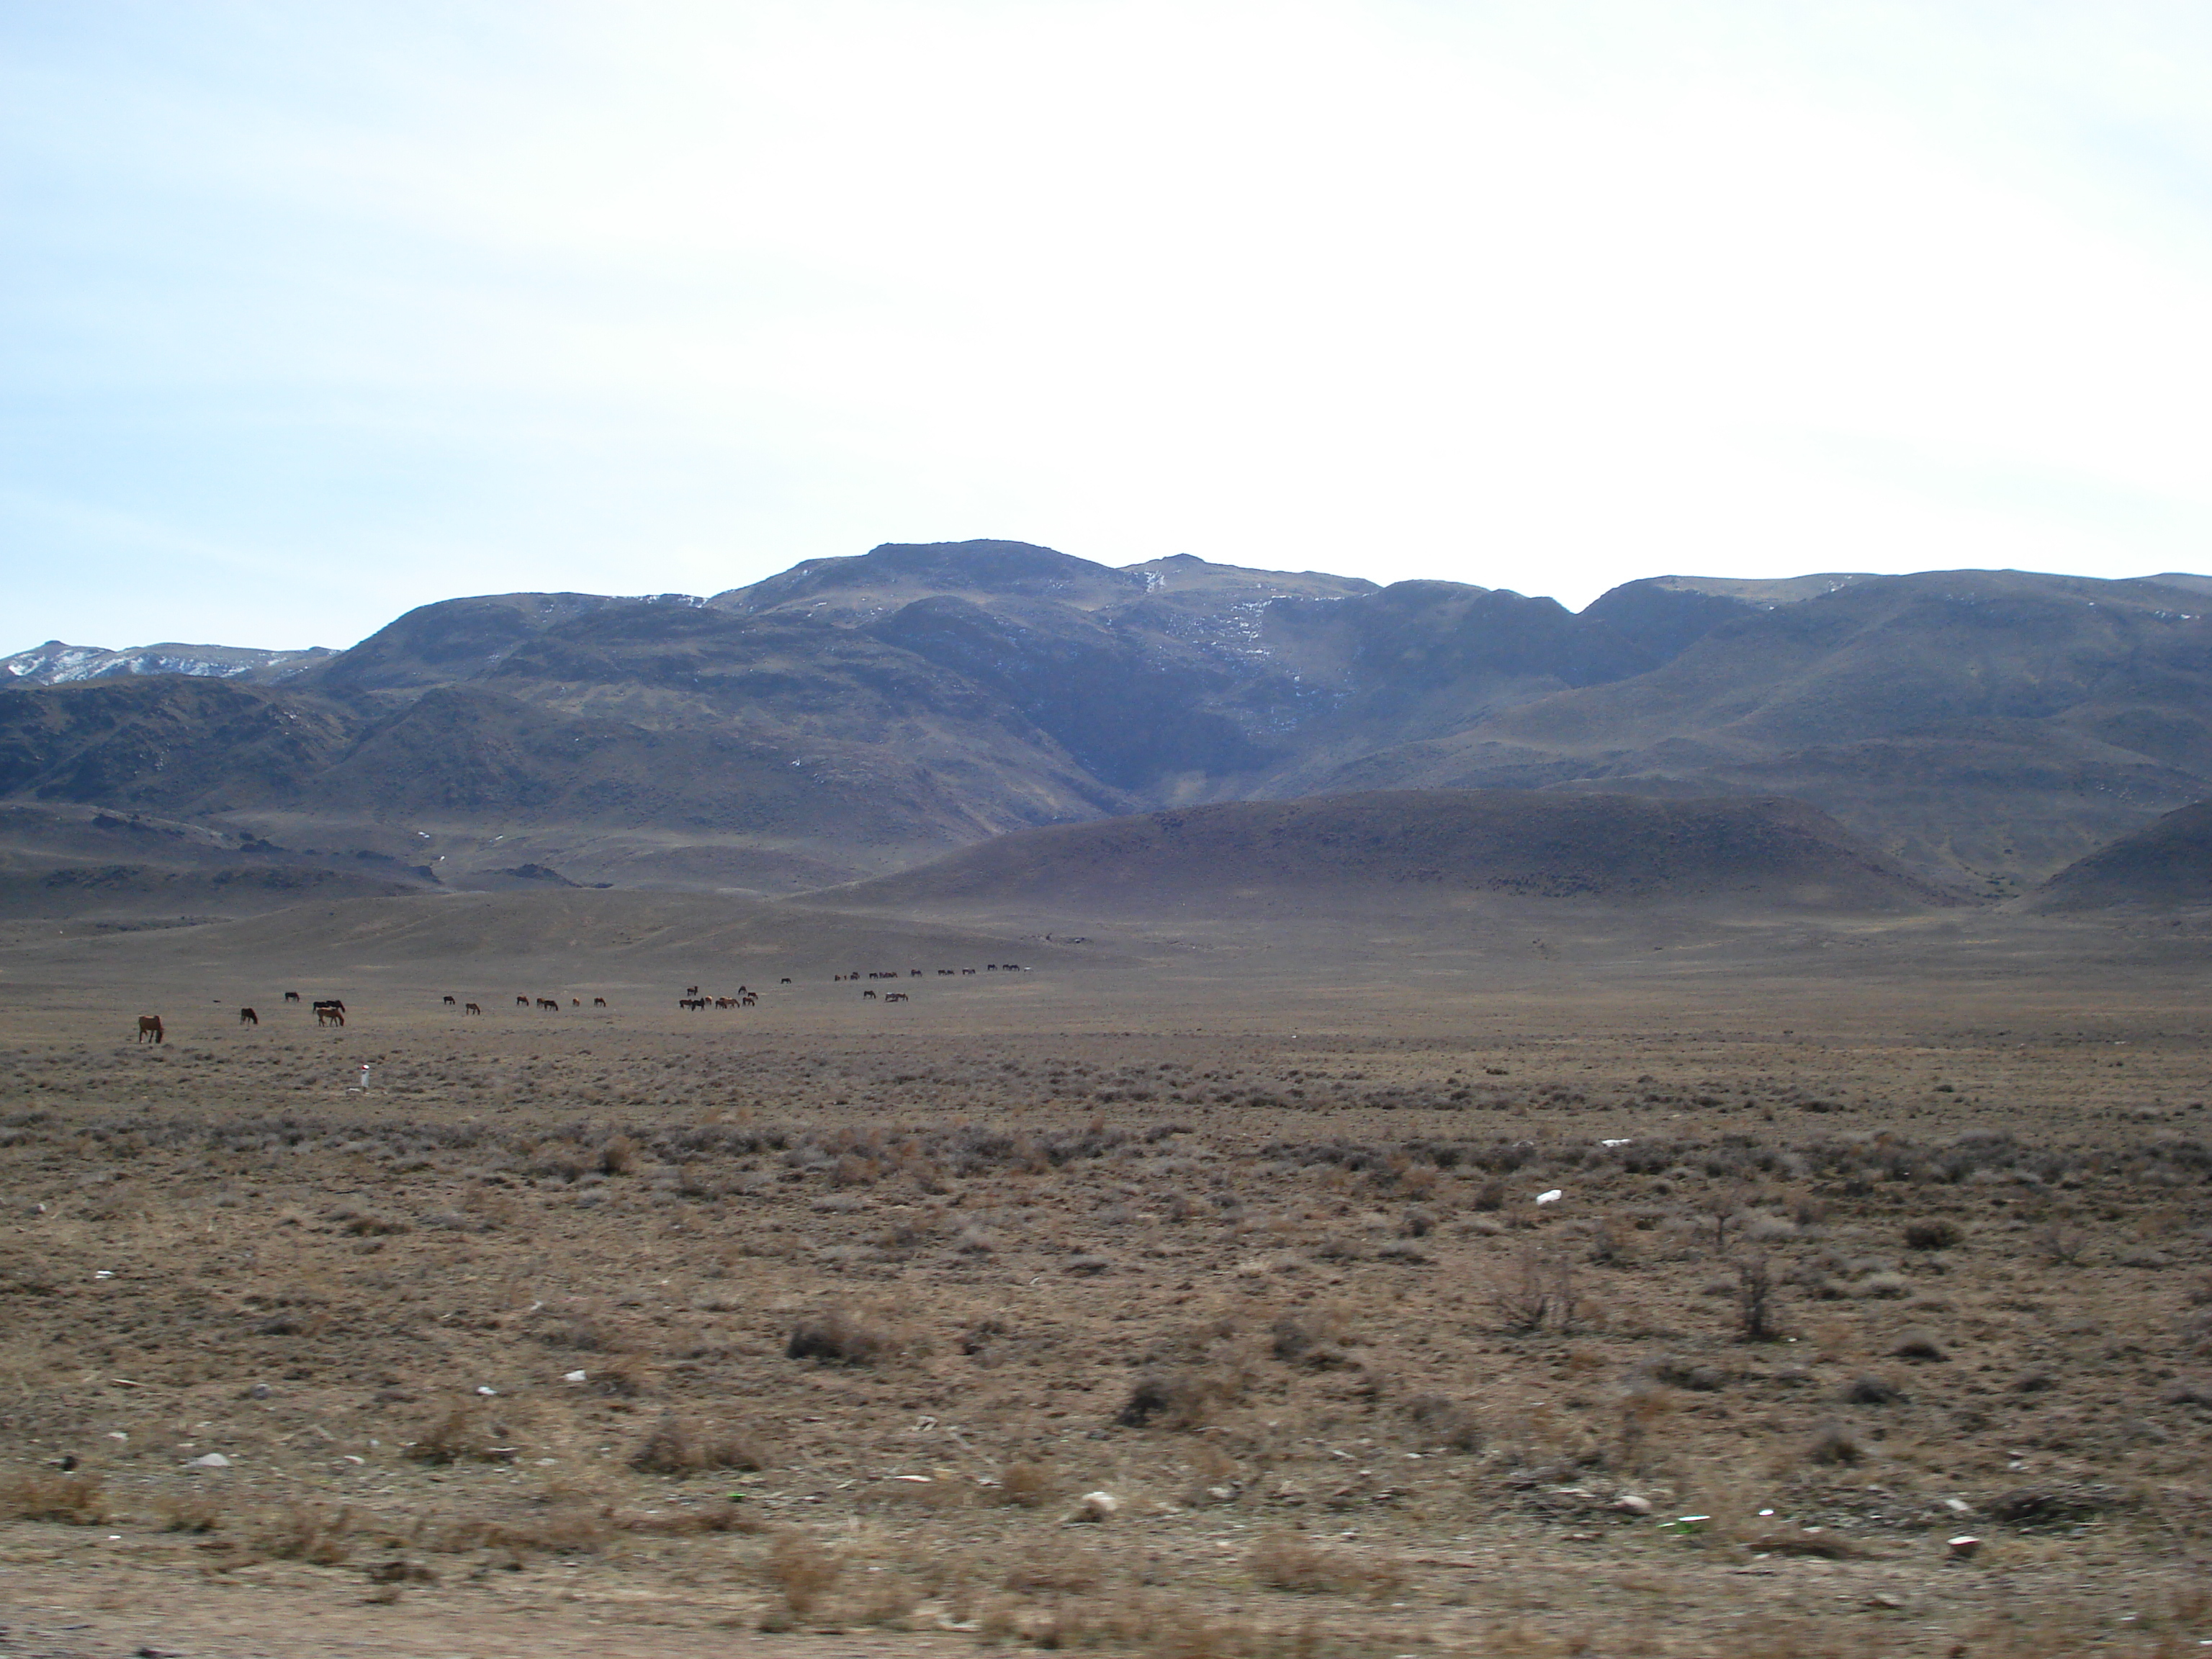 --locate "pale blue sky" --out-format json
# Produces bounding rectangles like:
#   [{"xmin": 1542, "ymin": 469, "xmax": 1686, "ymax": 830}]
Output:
[{"xmin": 8, "ymin": 1, "xmax": 2212, "ymax": 651}]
